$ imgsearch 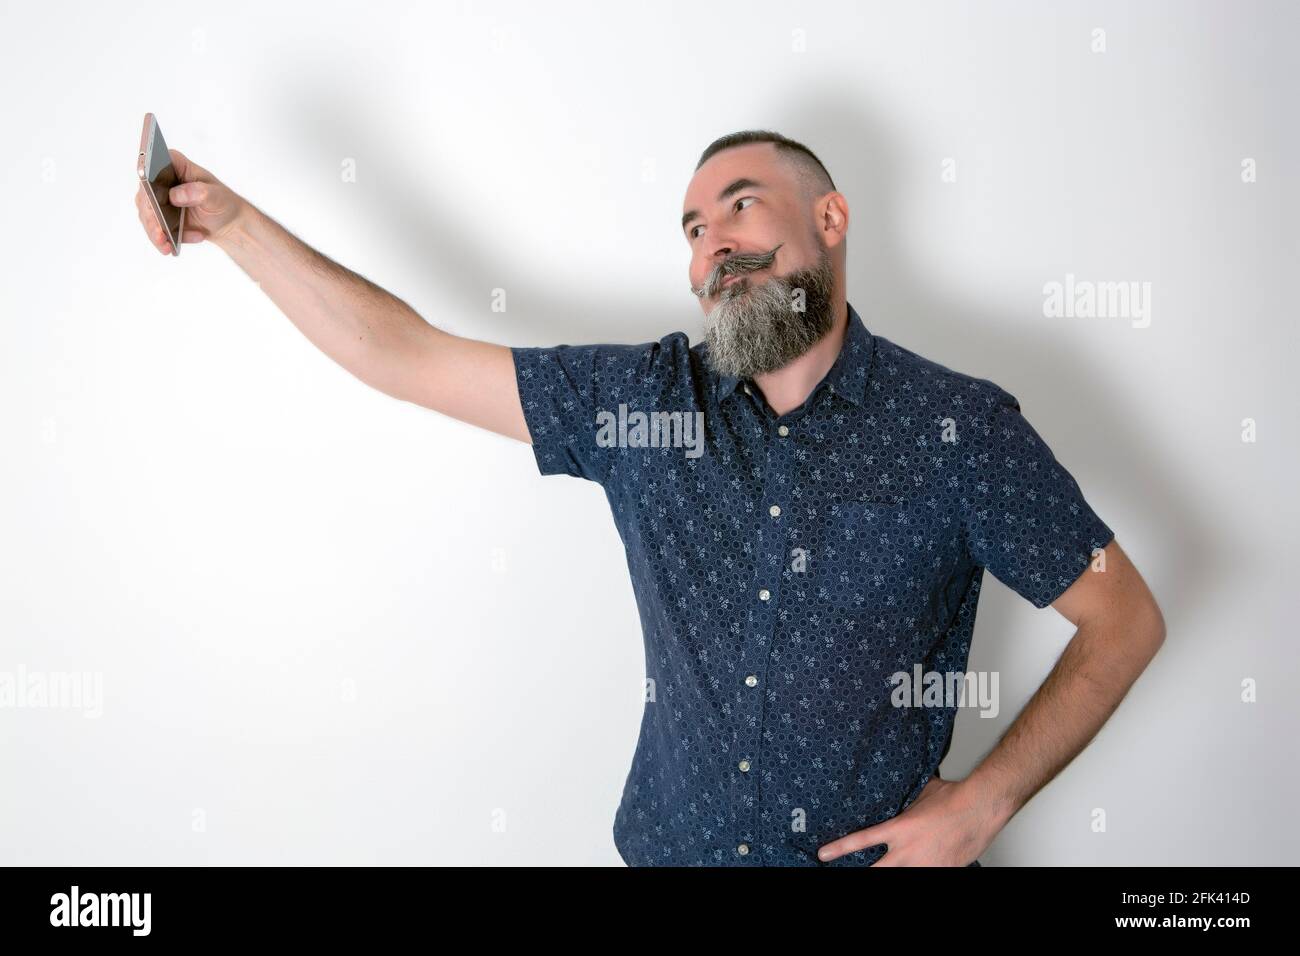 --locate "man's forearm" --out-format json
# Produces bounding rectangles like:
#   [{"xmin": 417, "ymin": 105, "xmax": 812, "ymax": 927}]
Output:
[
  {"xmin": 212, "ymin": 201, "xmax": 438, "ymax": 400},
  {"xmin": 957, "ymin": 606, "xmax": 1166, "ymax": 831}
]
